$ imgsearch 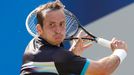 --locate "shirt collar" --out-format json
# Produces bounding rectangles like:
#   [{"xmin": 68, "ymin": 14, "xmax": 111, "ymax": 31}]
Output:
[{"xmin": 37, "ymin": 36, "xmax": 64, "ymax": 48}]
